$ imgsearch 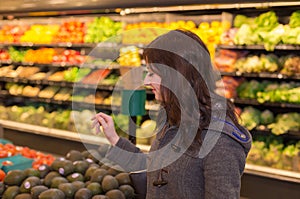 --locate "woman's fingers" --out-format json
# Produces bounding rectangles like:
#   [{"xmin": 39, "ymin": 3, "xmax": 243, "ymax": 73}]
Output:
[
  {"xmin": 91, "ymin": 112, "xmax": 106, "ymax": 120},
  {"xmin": 91, "ymin": 112, "xmax": 119, "ymax": 146},
  {"xmin": 96, "ymin": 115, "xmax": 108, "ymax": 129},
  {"xmin": 91, "ymin": 119, "xmax": 99, "ymax": 129},
  {"xmin": 99, "ymin": 112, "xmax": 113, "ymax": 122}
]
